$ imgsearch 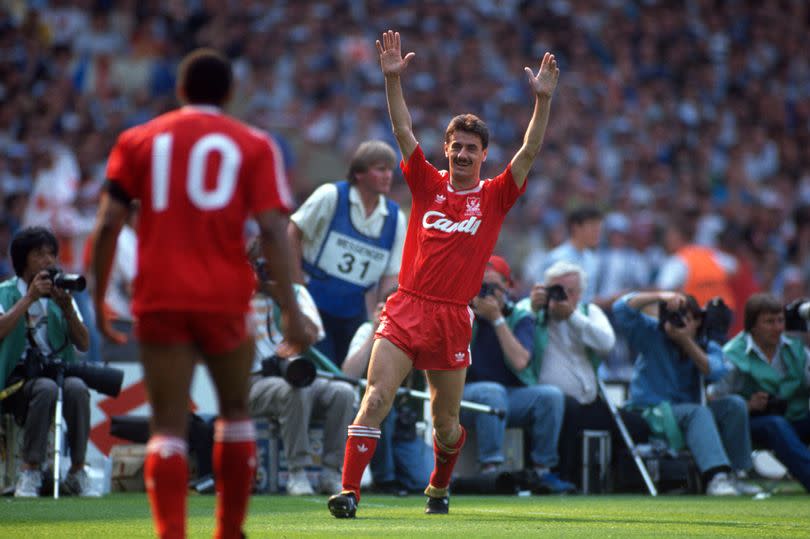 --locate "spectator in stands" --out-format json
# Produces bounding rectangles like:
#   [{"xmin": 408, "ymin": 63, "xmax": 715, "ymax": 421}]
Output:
[
  {"xmin": 0, "ymin": 226, "xmax": 94, "ymax": 497},
  {"xmin": 288, "ymin": 140, "xmax": 406, "ymax": 365},
  {"xmin": 344, "ymin": 295, "xmax": 433, "ymax": 494},
  {"xmin": 524, "ymin": 261, "xmax": 649, "ymax": 489},
  {"xmin": 656, "ymin": 215, "xmax": 737, "ymax": 313},
  {"xmin": 612, "ymin": 290, "xmax": 760, "ymax": 496},
  {"xmin": 712, "ymin": 293, "xmax": 810, "ymax": 492},
  {"xmin": 540, "ymin": 206, "xmax": 603, "ymax": 305},
  {"xmin": 463, "ymin": 255, "xmax": 575, "ymax": 494},
  {"xmin": 246, "ymin": 239, "xmax": 355, "ymax": 496}
]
